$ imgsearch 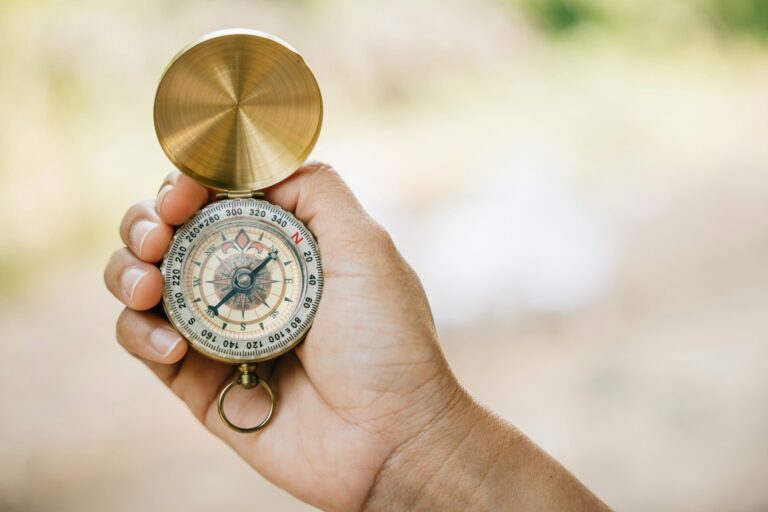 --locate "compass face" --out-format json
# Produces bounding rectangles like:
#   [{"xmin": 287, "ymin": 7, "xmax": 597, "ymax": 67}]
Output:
[{"xmin": 161, "ymin": 199, "xmax": 323, "ymax": 363}]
